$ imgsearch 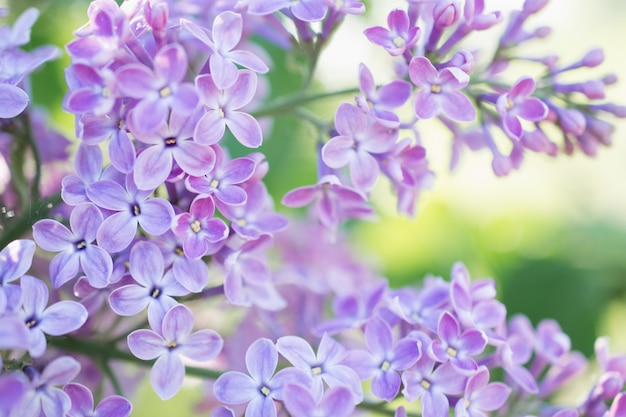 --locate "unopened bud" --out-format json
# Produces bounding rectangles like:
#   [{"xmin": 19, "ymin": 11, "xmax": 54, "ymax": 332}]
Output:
[
  {"xmin": 580, "ymin": 80, "xmax": 605, "ymax": 100},
  {"xmin": 434, "ymin": 0, "xmax": 461, "ymax": 27},
  {"xmin": 581, "ymin": 48, "xmax": 604, "ymax": 67},
  {"xmin": 523, "ymin": 0, "xmax": 550, "ymax": 15},
  {"xmin": 533, "ymin": 26, "xmax": 551, "ymax": 38},
  {"xmin": 602, "ymin": 74, "xmax": 618, "ymax": 85},
  {"xmin": 558, "ymin": 108, "xmax": 586, "ymax": 136}
]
